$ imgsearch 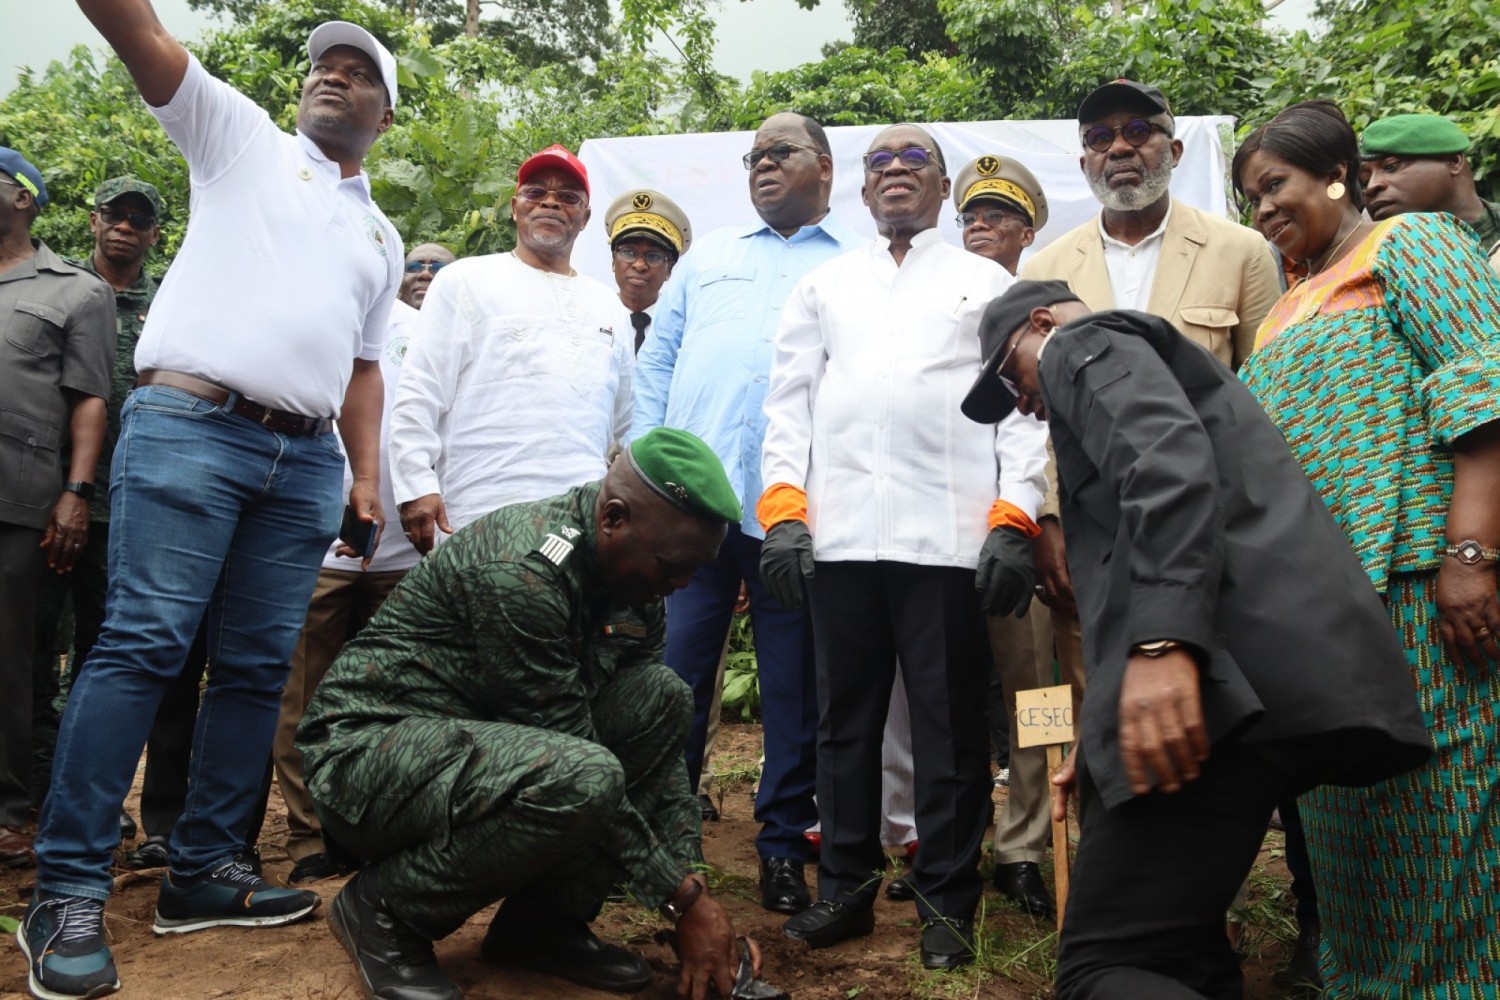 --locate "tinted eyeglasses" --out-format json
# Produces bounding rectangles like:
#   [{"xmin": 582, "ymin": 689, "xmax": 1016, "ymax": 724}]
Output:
[
  {"xmin": 98, "ymin": 205, "xmax": 157, "ymax": 230},
  {"xmin": 742, "ymin": 141, "xmax": 816, "ymax": 170},
  {"xmin": 613, "ymin": 245, "xmax": 671, "ymax": 267},
  {"xmin": 957, "ymin": 208, "xmax": 1027, "ymax": 230},
  {"xmin": 404, "ymin": 260, "xmax": 447, "ymax": 275},
  {"xmin": 863, "ymin": 146, "xmax": 938, "ymax": 172},
  {"xmin": 993, "ymin": 324, "xmax": 1031, "ymax": 398},
  {"xmin": 517, "ymin": 185, "xmax": 587, "ymax": 208},
  {"xmin": 1082, "ymin": 119, "xmax": 1169, "ymax": 154}
]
